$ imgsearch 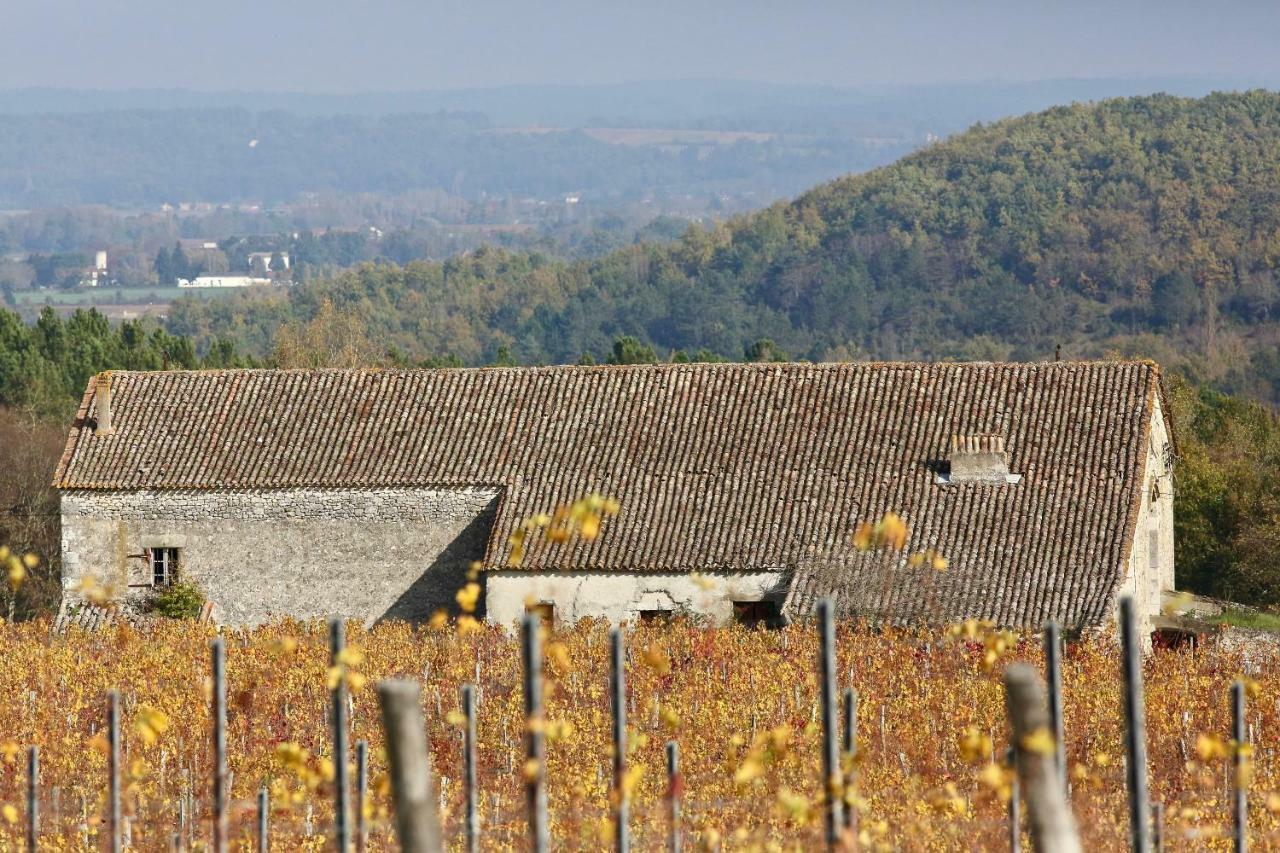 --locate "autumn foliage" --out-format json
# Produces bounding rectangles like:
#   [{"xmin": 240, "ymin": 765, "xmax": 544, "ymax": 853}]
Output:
[{"xmin": 0, "ymin": 616, "xmax": 1276, "ymax": 850}]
